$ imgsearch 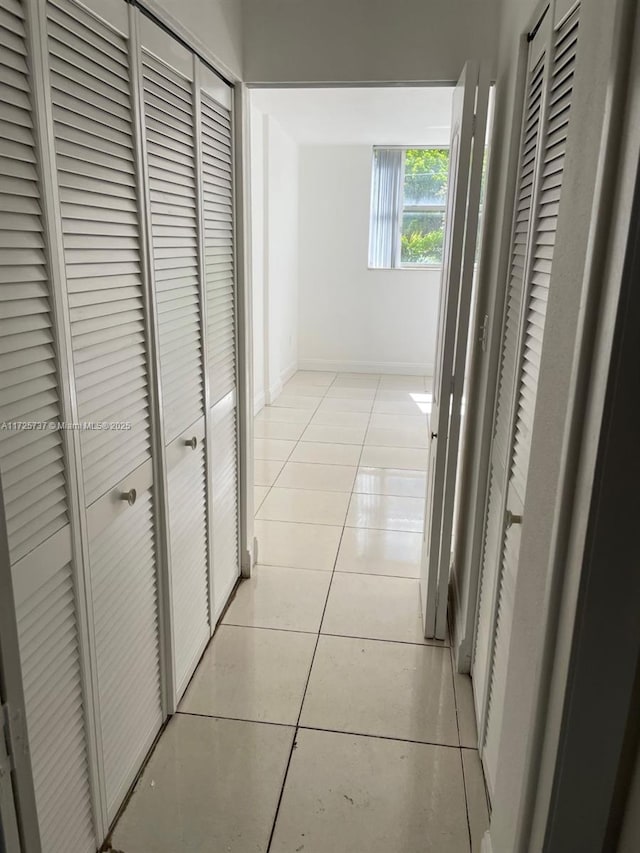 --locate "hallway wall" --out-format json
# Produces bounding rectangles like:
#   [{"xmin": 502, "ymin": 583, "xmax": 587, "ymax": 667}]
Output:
[
  {"xmin": 242, "ymin": 0, "xmax": 501, "ymax": 83},
  {"xmin": 250, "ymin": 107, "xmax": 300, "ymax": 410},
  {"xmin": 297, "ymin": 145, "xmax": 440, "ymax": 376}
]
